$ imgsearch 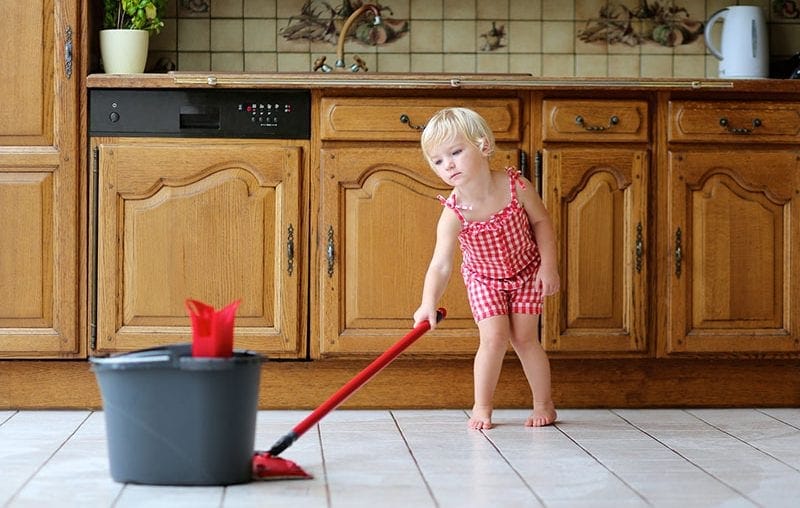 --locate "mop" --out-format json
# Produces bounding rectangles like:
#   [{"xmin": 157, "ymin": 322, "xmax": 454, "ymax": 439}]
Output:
[{"xmin": 252, "ymin": 308, "xmax": 447, "ymax": 480}]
